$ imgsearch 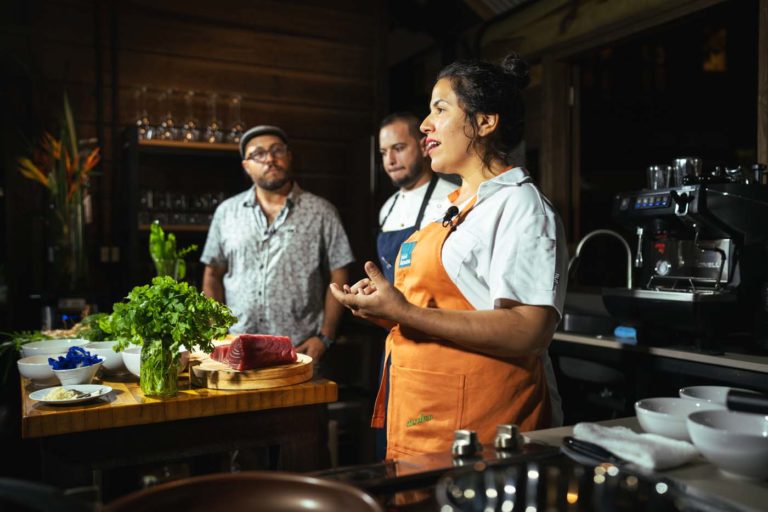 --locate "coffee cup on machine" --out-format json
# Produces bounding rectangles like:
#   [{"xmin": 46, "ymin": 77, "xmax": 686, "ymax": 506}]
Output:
[
  {"xmin": 647, "ymin": 165, "xmax": 671, "ymax": 190},
  {"xmin": 673, "ymin": 157, "xmax": 702, "ymax": 186}
]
